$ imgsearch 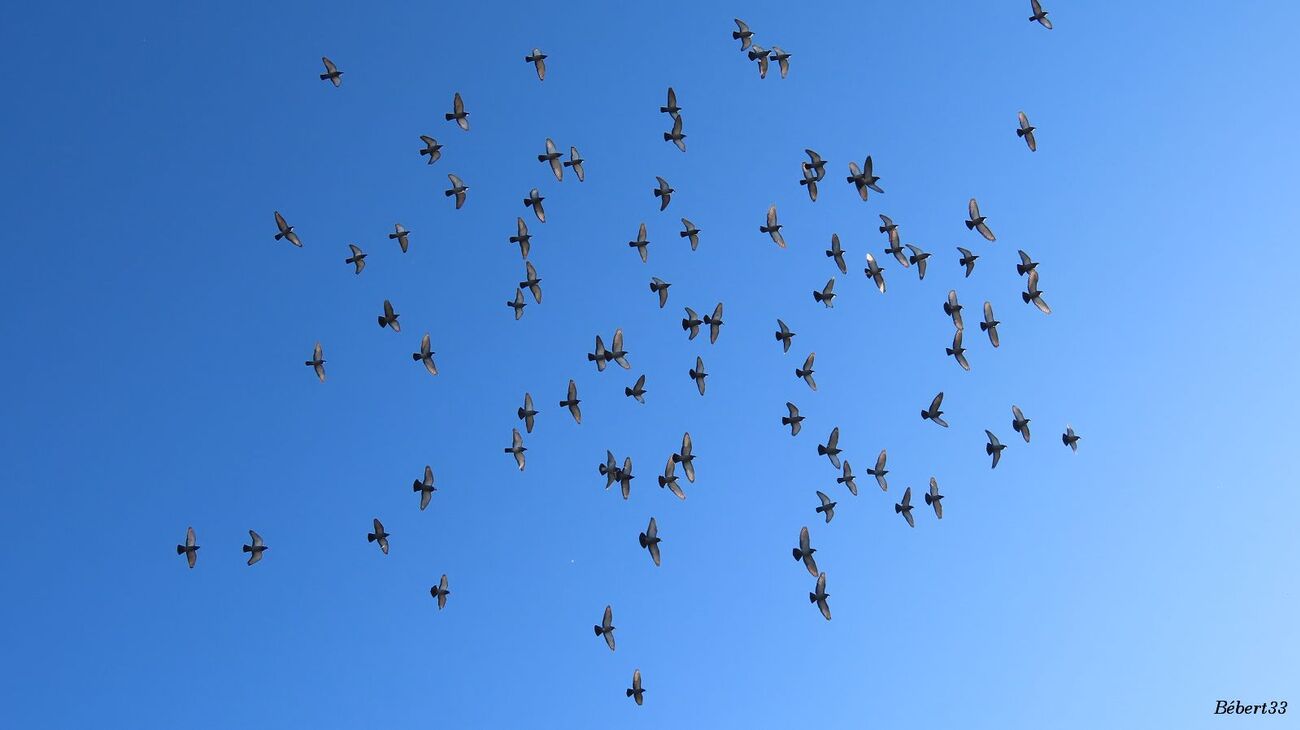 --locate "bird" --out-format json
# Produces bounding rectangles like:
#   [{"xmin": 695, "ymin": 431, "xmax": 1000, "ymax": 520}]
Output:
[
  {"xmin": 922, "ymin": 392, "xmax": 949, "ymax": 428},
  {"xmin": 560, "ymin": 380, "xmax": 582, "ymax": 424},
  {"xmin": 818, "ymin": 427, "xmax": 842, "ymax": 469},
  {"xmin": 618, "ymin": 456, "xmax": 635, "ymax": 500},
  {"xmin": 627, "ymin": 669, "xmax": 645, "ymax": 706},
  {"xmin": 1029, "ymin": 0, "xmax": 1054, "ymax": 29},
  {"xmin": 847, "ymin": 157, "xmax": 885, "ymax": 200},
  {"xmin": 564, "ymin": 146, "xmax": 586, "ymax": 182},
  {"xmin": 906, "ymin": 244, "xmax": 931, "ymax": 280},
  {"xmin": 769, "ymin": 46, "xmax": 791, "ymax": 78},
  {"xmin": 649, "ymin": 278, "xmax": 671, "ymax": 308},
  {"xmin": 599, "ymin": 451, "xmax": 620, "ymax": 490},
  {"xmin": 412, "ymin": 333, "xmax": 438, "ymax": 375},
  {"xmin": 775, "ymin": 319, "xmax": 795, "ymax": 352},
  {"xmin": 418, "ymin": 136, "xmax": 442, "ymax": 165},
  {"xmin": 813, "ymin": 278, "xmax": 836, "ymax": 308},
  {"xmin": 639, "ymin": 517, "xmax": 661, "ymax": 566},
  {"xmin": 799, "ymin": 165, "xmax": 820, "ymax": 202},
  {"xmin": 344, "ymin": 244, "xmax": 366, "ymax": 274},
  {"xmin": 1062, "ymin": 425, "xmax": 1082, "ymax": 452},
  {"xmin": 430, "ymin": 574, "xmax": 450, "ymax": 609},
  {"xmin": 445, "ymin": 92, "xmax": 469, "ymax": 130},
  {"xmin": 273, "ymin": 211, "xmax": 301, "ymax": 247},
  {"xmin": 368, "ymin": 518, "xmax": 390, "ymax": 555},
  {"xmin": 319, "ymin": 56, "xmax": 342, "ymax": 86},
  {"xmin": 660, "ymin": 86, "xmax": 681, "ymax": 117},
  {"xmin": 703, "ymin": 303, "xmax": 725, "ymax": 344},
  {"xmin": 1016, "ymin": 250, "xmax": 1039, "ymax": 276},
  {"xmin": 508, "ymin": 288, "xmax": 527, "ymax": 320},
  {"xmin": 672, "ymin": 432, "xmax": 696, "ymax": 483},
  {"xmin": 985, "ymin": 430, "xmax": 1007, "ymax": 468},
  {"xmin": 413, "ymin": 465, "xmax": 437, "ymax": 510},
  {"xmin": 509, "ymin": 217, "xmax": 531, "ymax": 259},
  {"xmin": 679, "ymin": 218, "xmax": 701, "ymax": 250},
  {"xmin": 505, "ymin": 428, "xmax": 527, "ymax": 470},
  {"xmin": 524, "ymin": 188, "xmax": 546, "ymax": 223},
  {"xmin": 681, "ymin": 307, "xmax": 702, "ymax": 340},
  {"xmin": 176, "ymin": 526, "xmax": 199, "ymax": 568},
  {"xmin": 895, "ymin": 487, "xmax": 915, "ymax": 528},
  {"xmin": 518, "ymin": 262, "xmax": 543, "ymax": 304},
  {"xmin": 981, "ymin": 302, "xmax": 1001, "ymax": 347},
  {"xmin": 810, "ymin": 572, "xmax": 832, "ymax": 620},
  {"xmin": 242, "ymin": 530, "xmax": 267, "ymax": 565},
  {"xmin": 653, "ymin": 176, "xmax": 674, "ymax": 211},
  {"xmin": 305, "ymin": 342, "xmax": 326, "ymax": 382},
  {"xmin": 605, "ymin": 329, "xmax": 631, "ymax": 370},
  {"xmin": 1011, "ymin": 405, "xmax": 1032, "ymax": 443},
  {"xmin": 760, "ymin": 205, "xmax": 786, "ymax": 247},
  {"xmin": 664, "ymin": 115, "xmax": 686, "ymax": 152},
  {"xmin": 378, "ymin": 299, "xmax": 401, "ymax": 332},
  {"xmin": 389, "ymin": 224, "xmax": 411, "ymax": 253},
  {"xmin": 837, "ymin": 461, "xmax": 858, "ymax": 496},
  {"xmin": 796, "ymin": 352, "xmax": 817, "ymax": 390},
  {"xmin": 803, "ymin": 149, "xmax": 827, "ymax": 180},
  {"xmin": 793, "ymin": 526, "xmax": 819, "ymax": 577},
  {"xmin": 628, "ymin": 223, "xmax": 650, "ymax": 263},
  {"xmin": 782, "ymin": 402, "xmax": 804, "ymax": 436},
  {"xmin": 445, "ymin": 174, "xmax": 468, "ymax": 209},
  {"xmin": 863, "ymin": 253, "xmax": 887, "ymax": 293},
  {"xmin": 945, "ymin": 290, "xmax": 965, "ymax": 329},
  {"xmin": 594, "ymin": 605, "xmax": 616, "ymax": 651},
  {"xmin": 957, "ymin": 247, "xmax": 979, "ymax": 277},
  {"xmin": 867, "ymin": 449, "xmax": 889, "ymax": 492},
  {"xmin": 879, "ymin": 214, "xmax": 901, "ymax": 249},
  {"xmin": 689, "ymin": 356, "xmax": 708, "ymax": 395},
  {"xmin": 747, "ymin": 44, "xmax": 770, "ymax": 78},
  {"xmin": 525, "ymin": 48, "xmax": 547, "ymax": 80},
  {"xmin": 947, "ymin": 330, "xmax": 971, "ymax": 371},
  {"xmin": 658, "ymin": 456, "xmax": 685, "ymax": 500},
  {"xmin": 815, "ymin": 491, "xmax": 836, "ymax": 524},
  {"xmin": 1017, "ymin": 111, "xmax": 1038, "ymax": 151},
  {"xmin": 1023, "ymin": 270, "xmax": 1052, "ymax": 314},
  {"xmin": 517, "ymin": 392, "xmax": 538, "ymax": 433},
  {"xmin": 925, "ymin": 477, "xmax": 944, "ymax": 519},
  {"xmin": 538, "ymin": 139, "xmax": 563, "ymax": 181},
  {"xmin": 625, "ymin": 374, "xmax": 647, "ymax": 404},
  {"xmin": 826, "ymin": 234, "xmax": 847, "ymax": 274},
  {"xmin": 966, "ymin": 198, "xmax": 996, "ymax": 241},
  {"xmin": 732, "ymin": 18, "xmax": 754, "ymax": 50}
]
